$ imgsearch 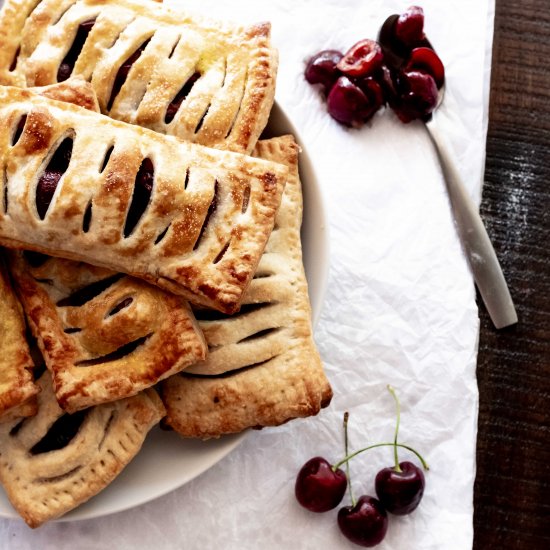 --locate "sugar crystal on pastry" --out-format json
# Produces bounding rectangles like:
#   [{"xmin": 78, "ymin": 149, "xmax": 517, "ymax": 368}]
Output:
[
  {"xmin": 0, "ymin": 371, "xmax": 165, "ymax": 527},
  {"xmin": 161, "ymin": 136, "xmax": 332, "ymax": 438},
  {"xmin": 0, "ymin": 86, "xmax": 287, "ymax": 313},
  {"xmin": 0, "ymin": 0, "xmax": 278, "ymax": 153}
]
